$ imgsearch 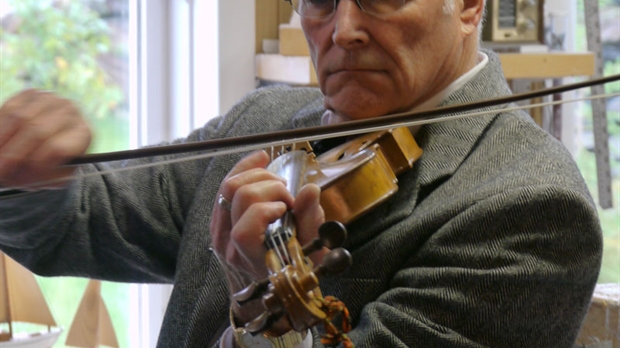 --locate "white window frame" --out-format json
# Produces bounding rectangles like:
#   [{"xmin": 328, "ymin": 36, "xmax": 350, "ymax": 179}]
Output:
[{"xmin": 128, "ymin": 0, "xmax": 256, "ymax": 346}]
